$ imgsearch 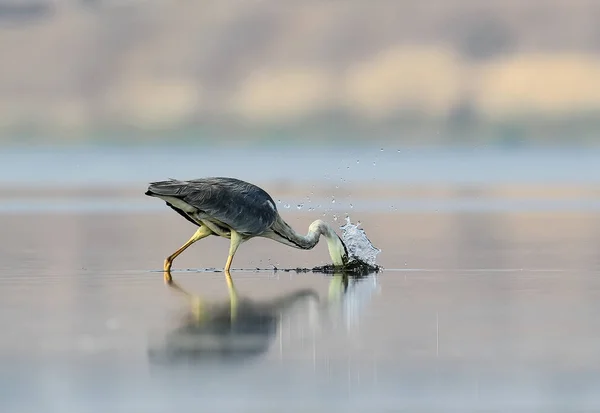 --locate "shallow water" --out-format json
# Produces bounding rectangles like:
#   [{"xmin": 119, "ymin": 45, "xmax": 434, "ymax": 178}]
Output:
[
  {"xmin": 1, "ymin": 203, "xmax": 599, "ymax": 411},
  {"xmin": 1, "ymin": 147, "xmax": 600, "ymax": 411},
  {"xmin": 2, "ymin": 145, "xmax": 600, "ymax": 186}
]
